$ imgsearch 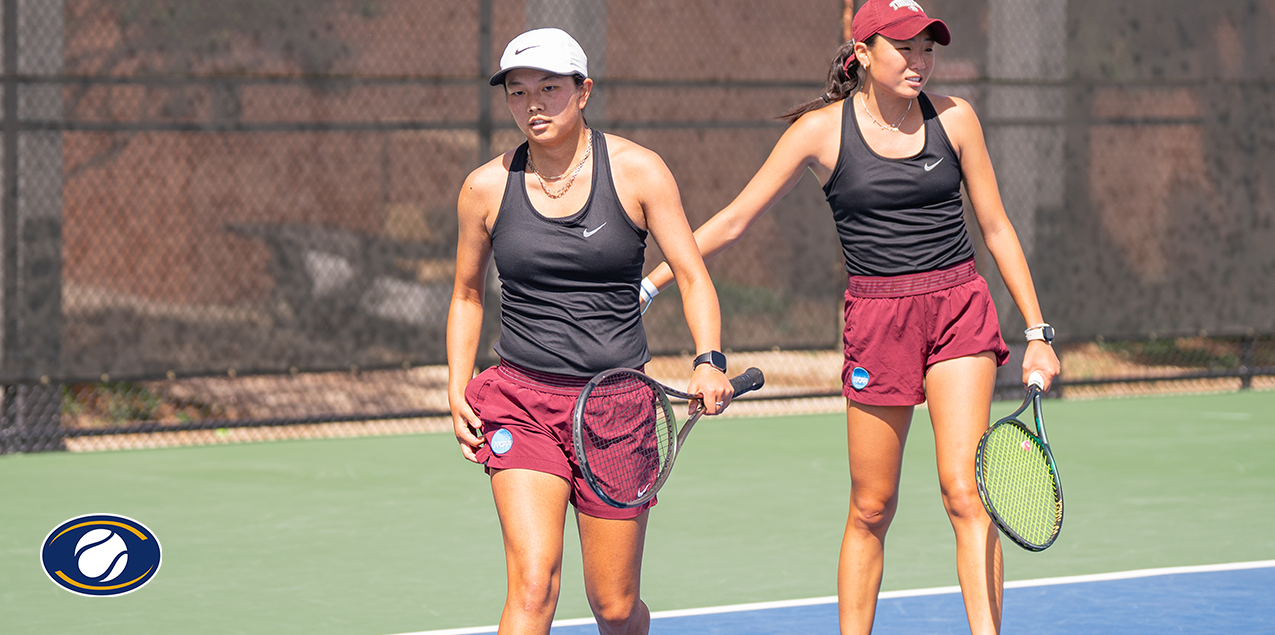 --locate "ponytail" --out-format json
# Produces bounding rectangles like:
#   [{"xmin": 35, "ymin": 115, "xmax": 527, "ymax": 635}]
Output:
[{"xmin": 777, "ymin": 35, "xmax": 877, "ymax": 125}]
